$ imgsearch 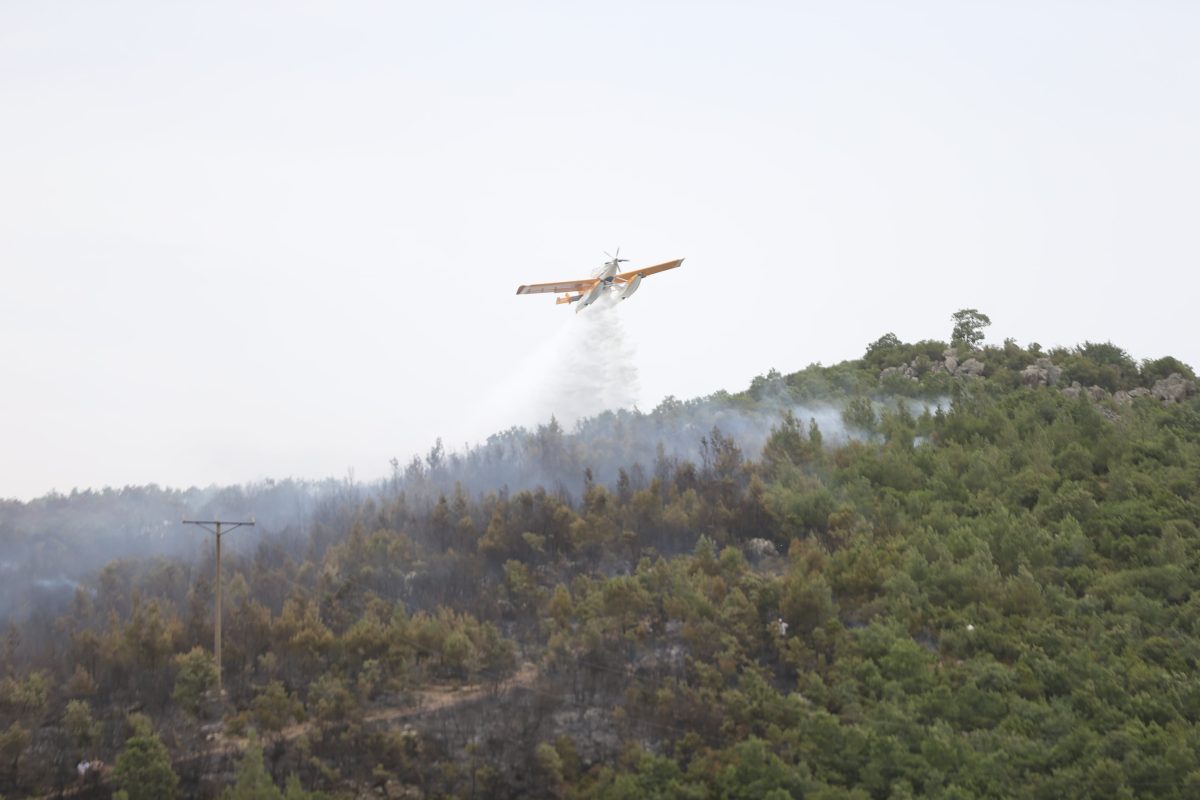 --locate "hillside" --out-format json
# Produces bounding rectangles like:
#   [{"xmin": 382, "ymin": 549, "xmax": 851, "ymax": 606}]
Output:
[{"xmin": 2, "ymin": 317, "xmax": 1199, "ymax": 799}]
